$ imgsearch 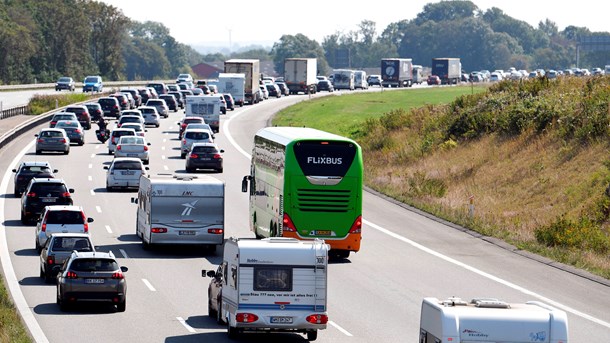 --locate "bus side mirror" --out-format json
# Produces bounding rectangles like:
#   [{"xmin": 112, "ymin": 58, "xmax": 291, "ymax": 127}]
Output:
[{"xmin": 241, "ymin": 176, "xmax": 250, "ymax": 193}]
